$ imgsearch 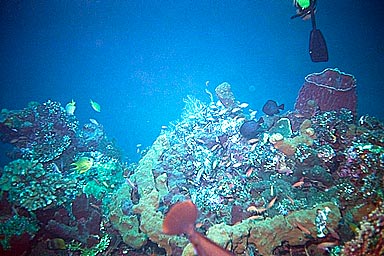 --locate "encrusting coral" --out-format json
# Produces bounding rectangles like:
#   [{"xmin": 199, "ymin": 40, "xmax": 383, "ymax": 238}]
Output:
[
  {"xmin": 181, "ymin": 202, "xmax": 340, "ymax": 256},
  {"xmin": 269, "ymin": 119, "xmax": 315, "ymax": 156},
  {"xmin": 108, "ymin": 135, "xmax": 188, "ymax": 254}
]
